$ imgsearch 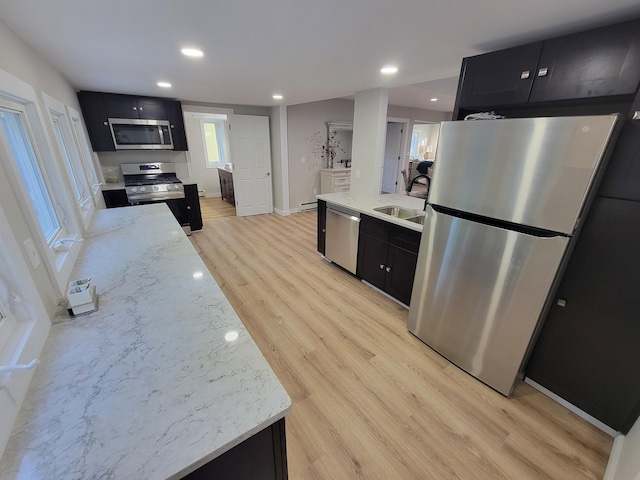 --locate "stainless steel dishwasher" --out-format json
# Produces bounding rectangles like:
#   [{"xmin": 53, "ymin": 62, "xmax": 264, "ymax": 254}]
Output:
[{"xmin": 325, "ymin": 204, "xmax": 360, "ymax": 274}]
